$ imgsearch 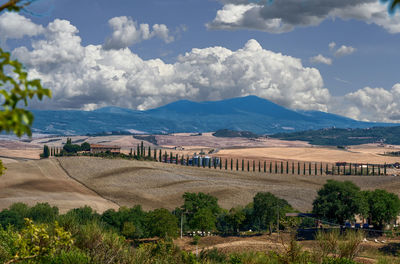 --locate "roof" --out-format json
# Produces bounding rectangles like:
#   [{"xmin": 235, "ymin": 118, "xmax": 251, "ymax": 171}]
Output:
[{"xmin": 90, "ymin": 144, "xmax": 121, "ymax": 149}]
